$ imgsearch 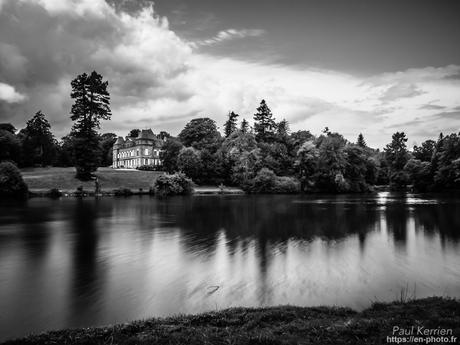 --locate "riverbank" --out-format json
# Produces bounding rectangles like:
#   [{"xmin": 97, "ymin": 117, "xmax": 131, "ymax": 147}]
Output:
[
  {"xmin": 21, "ymin": 167, "xmax": 244, "ymax": 196},
  {"xmin": 2, "ymin": 297, "xmax": 459, "ymax": 344}
]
